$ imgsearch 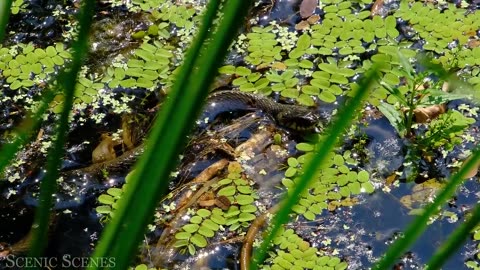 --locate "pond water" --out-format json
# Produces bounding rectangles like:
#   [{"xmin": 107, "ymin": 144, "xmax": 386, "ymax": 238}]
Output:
[{"xmin": 1, "ymin": 0, "xmax": 480, "ymax": 269}]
